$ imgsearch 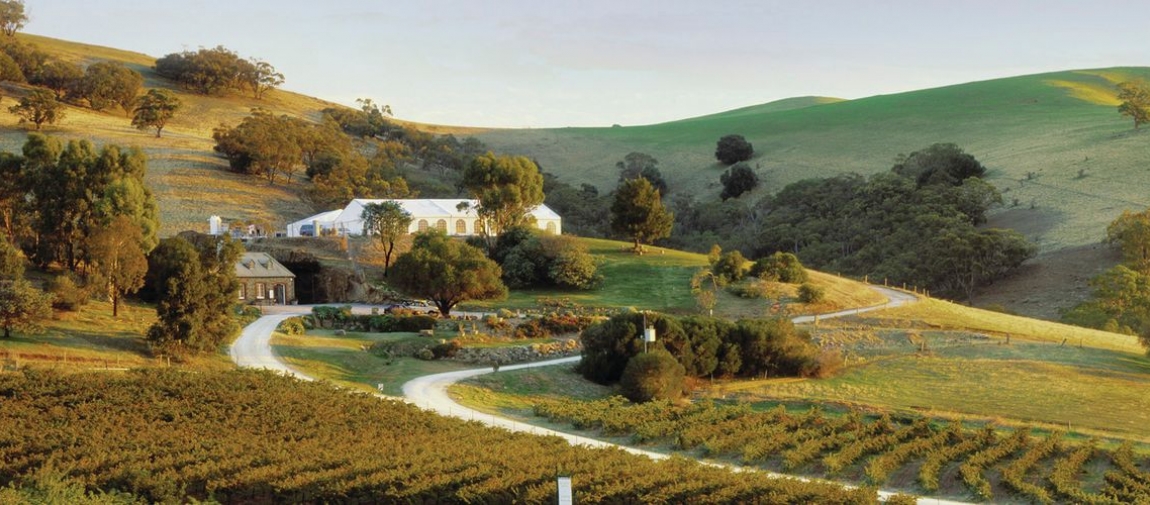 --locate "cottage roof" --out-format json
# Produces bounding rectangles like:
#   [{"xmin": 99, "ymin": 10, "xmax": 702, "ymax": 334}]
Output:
[{"xmin": 235, "ymin": 252, "xmax": 295, "ymax": 279}]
